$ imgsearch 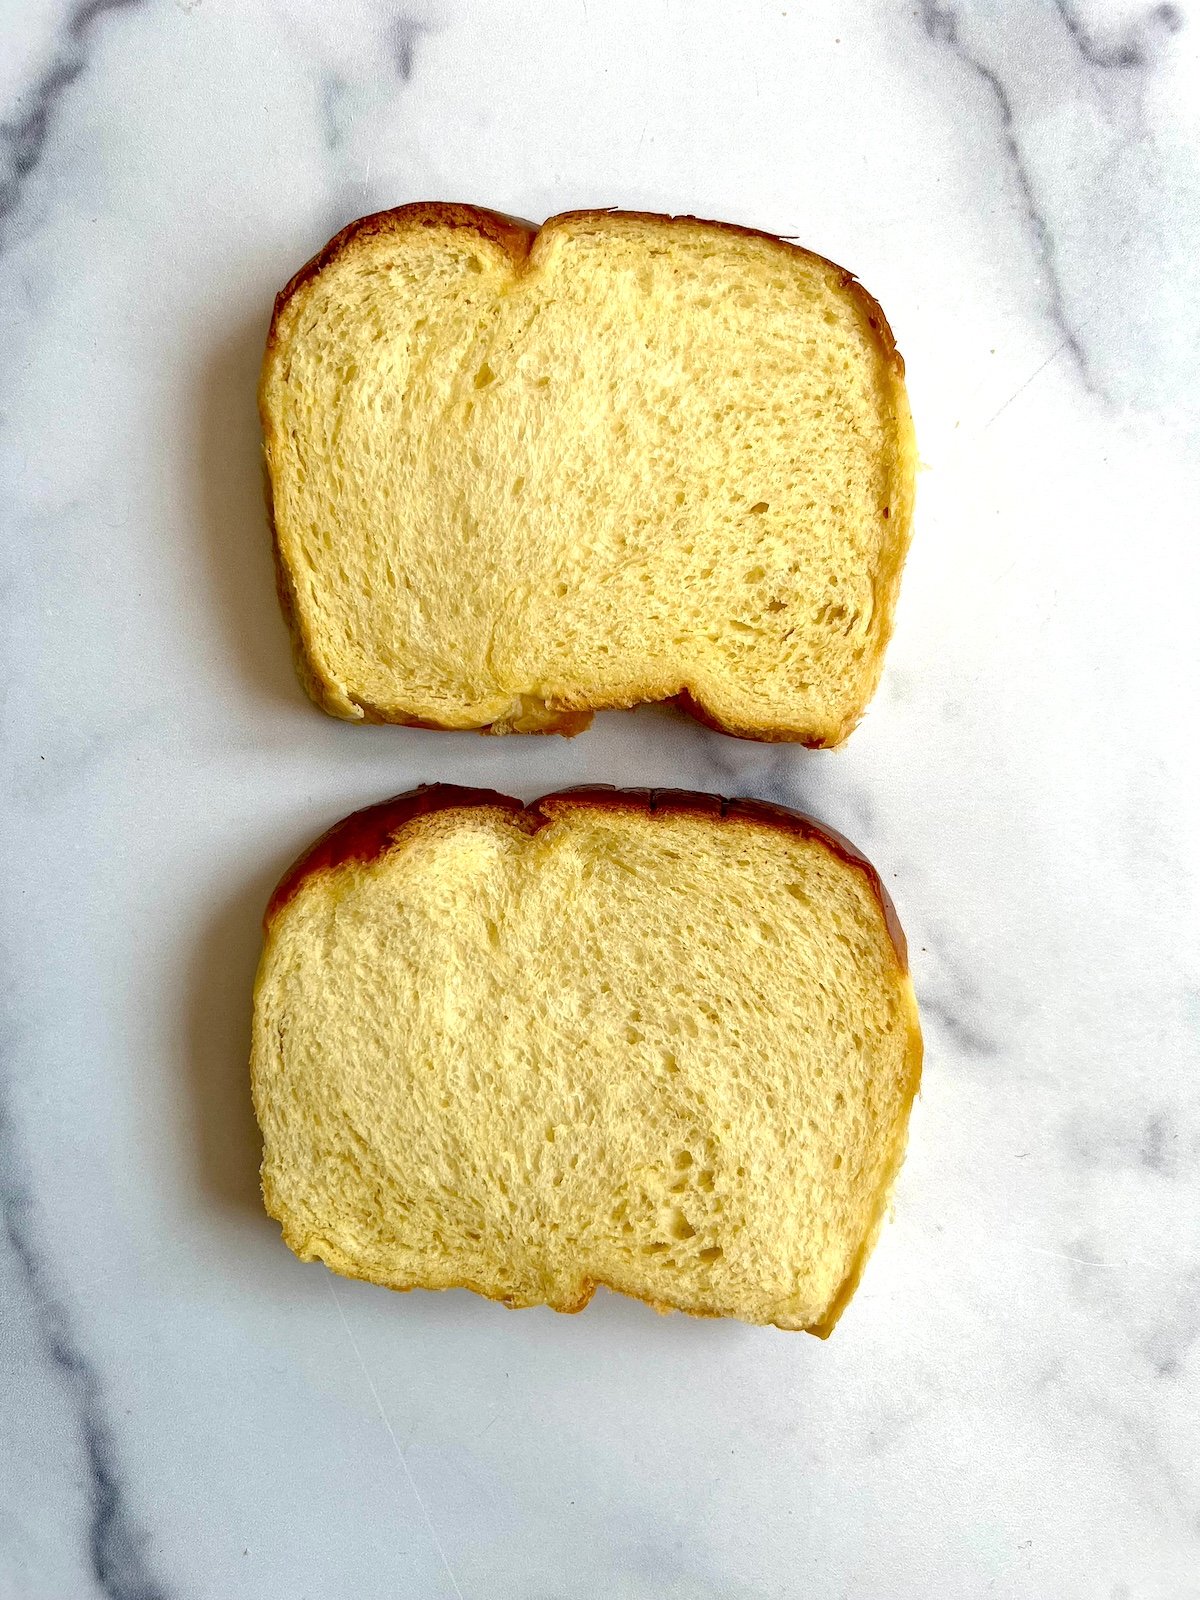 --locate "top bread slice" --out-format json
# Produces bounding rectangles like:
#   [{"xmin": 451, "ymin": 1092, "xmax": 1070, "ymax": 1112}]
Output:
[
  {"xmin": 260, "ymin": 205, "xmax": 916, "ymax": 743},
  {"xmin": 251, "ymin": 784, "xmax": 922, "ymax": 1334}
]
